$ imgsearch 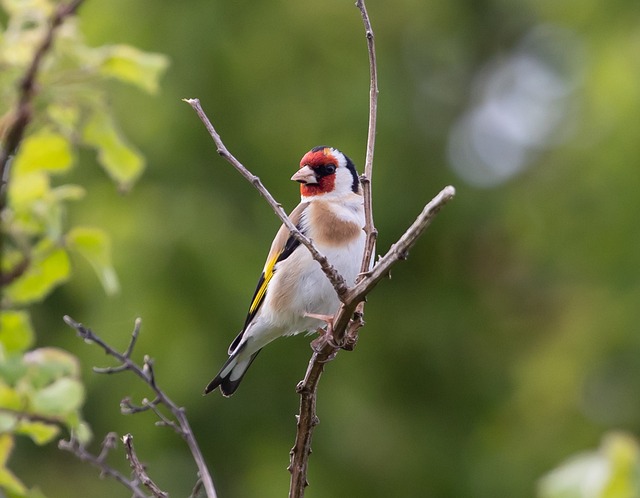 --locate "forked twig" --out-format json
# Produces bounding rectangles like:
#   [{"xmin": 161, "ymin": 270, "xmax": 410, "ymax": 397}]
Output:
[
  {"xmin": 63, "ymin": 316, "xmax": 218, "ymax": 498},
  {"xmin": 59, "ymin": 433, "xmax": 150, "ymax": 498}
]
